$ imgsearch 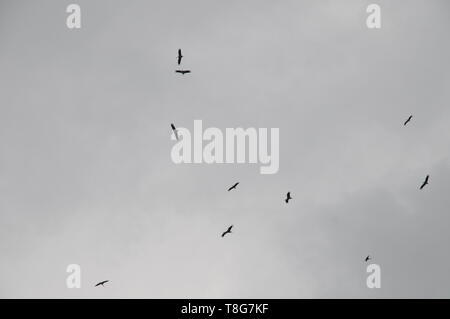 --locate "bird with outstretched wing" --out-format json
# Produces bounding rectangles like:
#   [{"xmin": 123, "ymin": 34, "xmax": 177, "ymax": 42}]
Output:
[
  {"xmin": 404, "ymin": 115, "xmax": 413, "ymax": 126},
  {"xmin": 177, "ymin": 49, "xmax": 183, "ymax": 65},
  {"xmin": 228, "ymin": 182, "xmax": 239, "ymax": 191},
  {"xmin": 171, "ymin": 123, "xmax": 179, "ymax": 141},
  {"xmin": 221, "ymin": 225, "xmax": 233, "ymax": 237},
  {"xmin": 175, "ymin": 70, "xmax": 191, "ymax": 75},
  {"xmin": 420, "ymin": 175, "xmax": 429, "ymax": 190},
  {"xmin": 285, "ymin": 192, "xmax": 292, "ymax": 203},
  {"xmin": 95, "ymin": 280, "xmax": 109, "ymax": 287}
]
